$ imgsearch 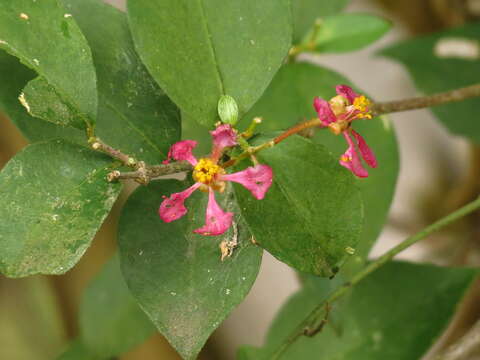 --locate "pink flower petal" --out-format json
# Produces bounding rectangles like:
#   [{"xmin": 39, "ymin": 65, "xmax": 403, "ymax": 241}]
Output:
[
  {"xmin": 220, "ymin": 164, "xmax": 273, "ymax": 200},
  {"xmin": 313, "ymin": 97, "xmax": 336, "ymax": 126},
  {"xmin": 351, "ymin": 129, "xmax": 377, "ymax": 168},
  {"xmin": 210, "ymin": 124, "xmax": 238, "ymax": 161},
  {"xmin": 210, "ymin": 124, "xmax": 238, "ymax": 149},
  {"xmin": 159, "ymin": 183, "xmax": 201, "ymax": 223},
  {"xmin": 194, "ymin": 190, "xmax": 233, "ymax": 236},
  {"xmin": 166, "ymin": 140, "xmax": 198, "ymax": 166},
  {"xmin": 336, "ymin": 85, "xmax": 359, "ymax": 105},
  {"xmin": 340, "ymin": 132, "xmax": 368, "ymax": 178}
]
